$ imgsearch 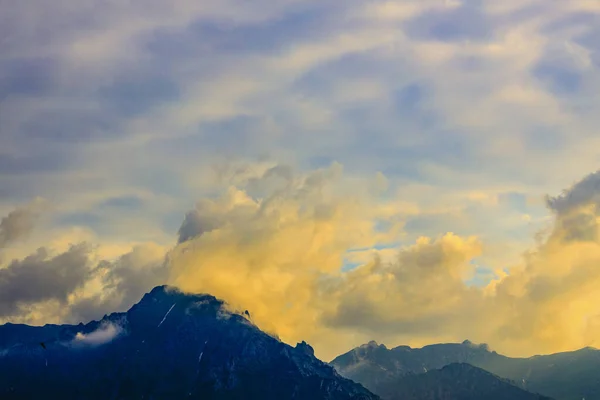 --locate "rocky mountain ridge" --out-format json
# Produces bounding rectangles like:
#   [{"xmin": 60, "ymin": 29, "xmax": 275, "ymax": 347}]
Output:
[
  {"xmin": 331, "ymin": 340, "xmax": 600, "ymax": 400},
  {"xmin": 0, "ymin": 286, "xmax": 377, "ymax": 400}
]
